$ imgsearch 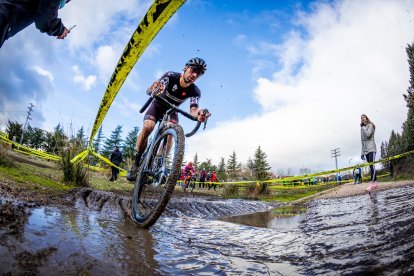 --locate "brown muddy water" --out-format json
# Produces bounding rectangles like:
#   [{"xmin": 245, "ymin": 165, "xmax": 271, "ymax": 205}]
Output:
[{"xmin": 1, "ymin": 185, "xmax": 414, "ymax": 275}]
